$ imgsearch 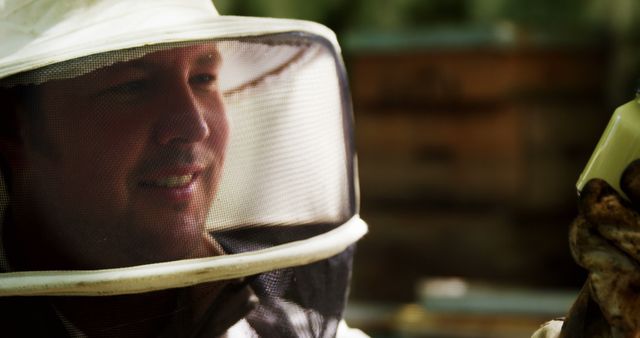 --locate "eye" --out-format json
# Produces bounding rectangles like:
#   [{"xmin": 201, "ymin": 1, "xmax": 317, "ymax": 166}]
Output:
[
  {"xmin": 190, "ymin": 73, "xmax": 217, "ymax": 87},
  {"xmin": 98, "ymin": 79, "xmax": 150, "ymax": 101},
  {"xmin": 109, "ymin": 80, "xmax": 148, "ymax": 93}
]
